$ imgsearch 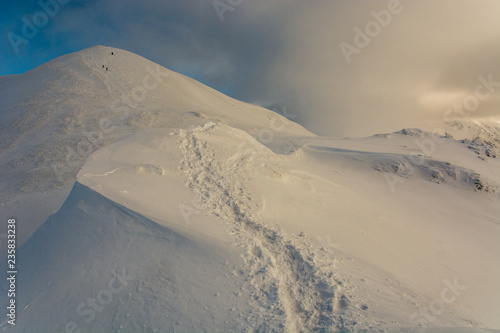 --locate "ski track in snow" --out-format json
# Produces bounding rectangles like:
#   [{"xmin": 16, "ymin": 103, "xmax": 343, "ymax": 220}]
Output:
[{"xmin": 176, "ymin": 123, "xmax": 352, "ymax": 332}]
